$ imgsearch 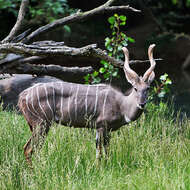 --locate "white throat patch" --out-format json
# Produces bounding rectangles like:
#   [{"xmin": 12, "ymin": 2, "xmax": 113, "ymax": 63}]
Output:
[
  {"xmin": 137, "ymin": 103, "xmax": 143, "ymax": 110},
  {"xmin": 124, "ymin": 115, "xmax": 131, "ymax": 123}
]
